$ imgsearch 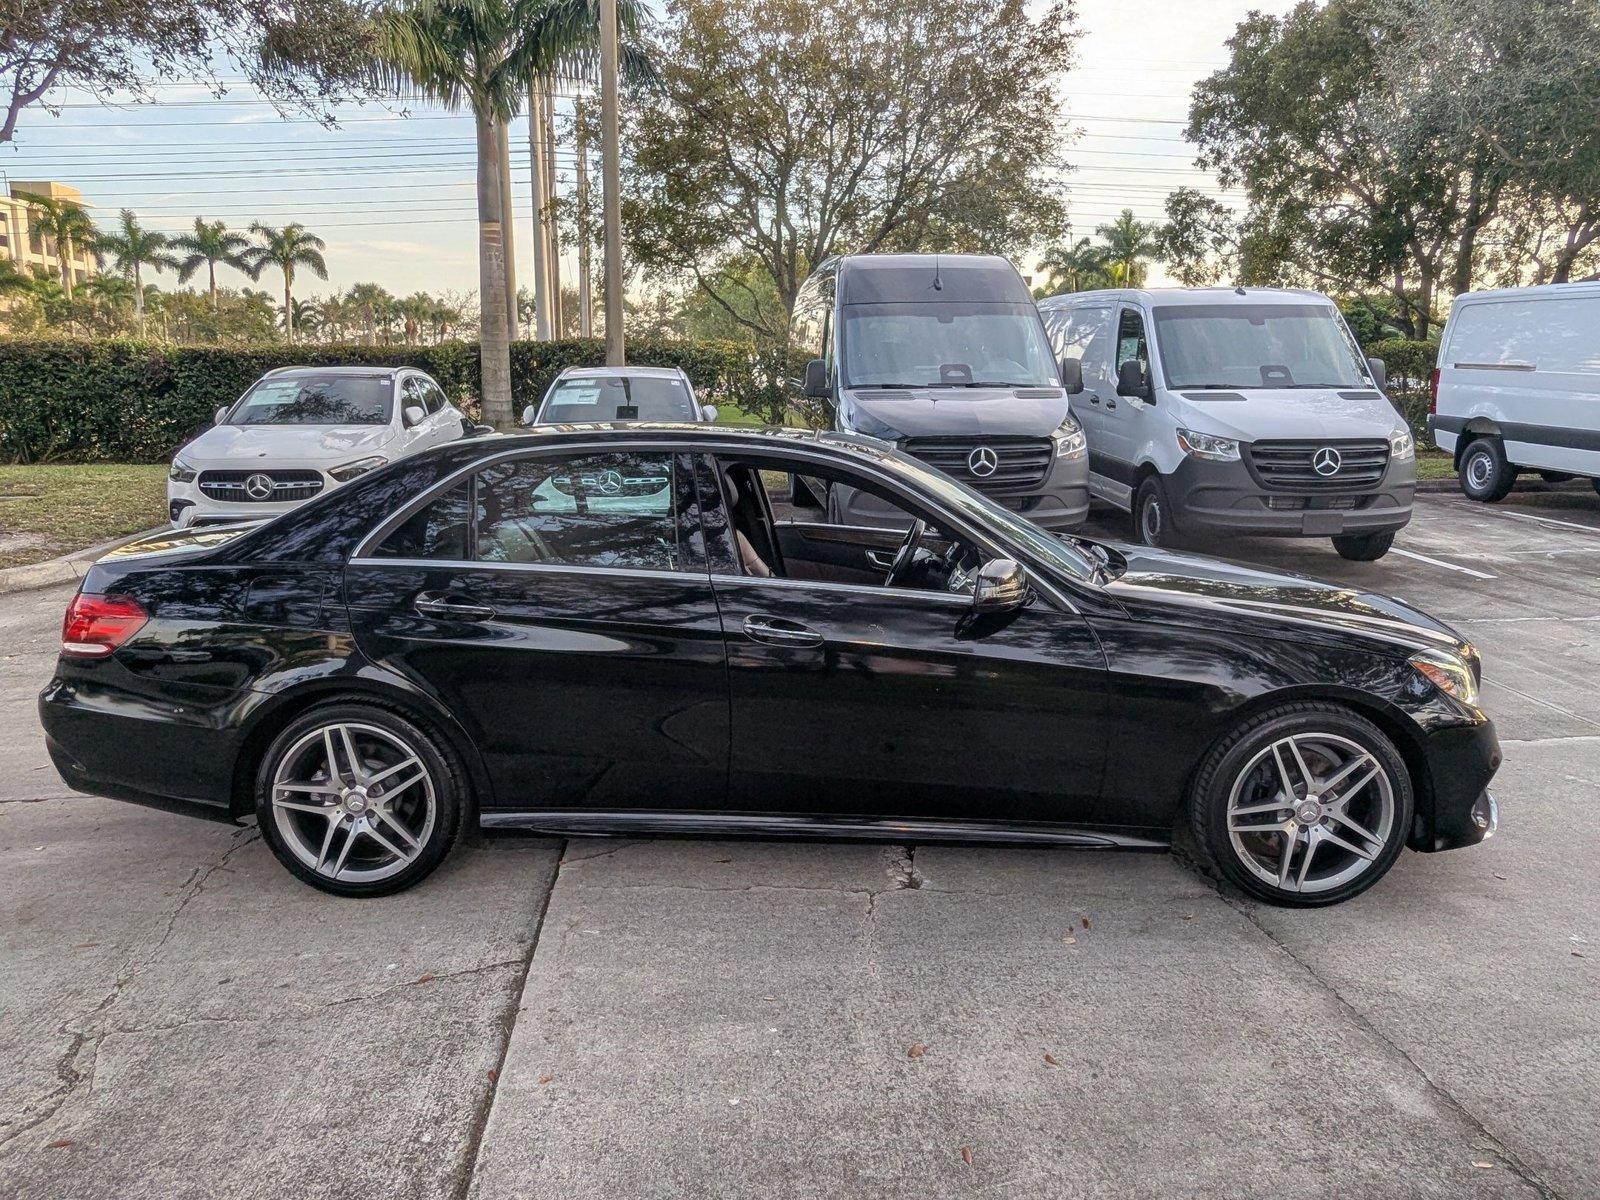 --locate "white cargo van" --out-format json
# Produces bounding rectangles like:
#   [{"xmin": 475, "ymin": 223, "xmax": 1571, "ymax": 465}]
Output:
[
  {"xmin": 1430, "ymin": 282, "xmax": 1600, "ymax": 501},
  {"xmin": 1037, "ymin": 288, "xmax": 1416, "ymax": 560}
]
